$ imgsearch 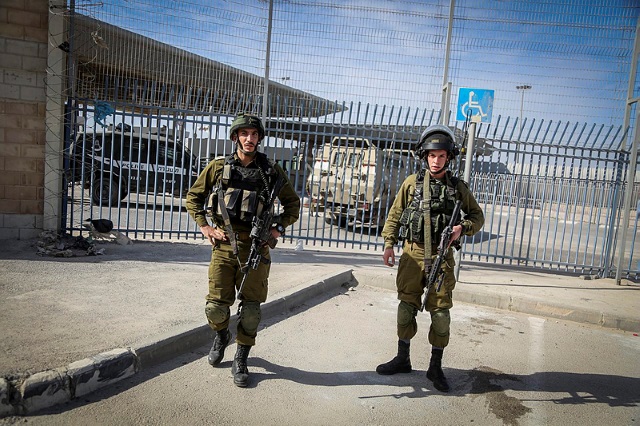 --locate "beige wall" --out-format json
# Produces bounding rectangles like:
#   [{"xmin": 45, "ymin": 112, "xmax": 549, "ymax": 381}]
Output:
[{"xmin": 0, "ymin": 0, "xmax": 51, "ymax": 239}]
